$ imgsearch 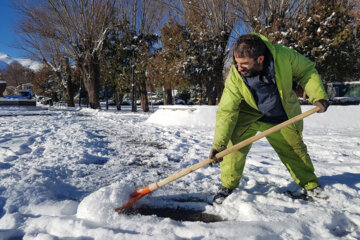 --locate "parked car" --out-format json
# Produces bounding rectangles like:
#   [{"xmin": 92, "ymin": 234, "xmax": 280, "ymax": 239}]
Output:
[
  {"xmin": 121, "ymin": 100, "xmax": 131, "ymax": 105},
  {"xmin": 100, "ymin": 99, "xmax": 116, "ymax": 106},
  {"xmin": 153, "ymin": 99, "xmax": 164, "ymax": 105},
  {"xmin": 20, "ymin": 90, "xmax": 34, "ymax": 99},
  {"xmin": 40, "ymin": 97, "xmax": 53, "ymax": 106},
  {"xmin": 187, "ymin": 98, "xmax": 198, "ymax": 105},
  {"xmin": 36, "ymin": 95, "xmax": 45, "ymax": 102},
  {"xmin": 175, "ymin": 98, "xmax": 186, "ymax": 105},
  {"xmin": 4, "ymin": 90, "xmax": 34, "ymax": 99}
]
